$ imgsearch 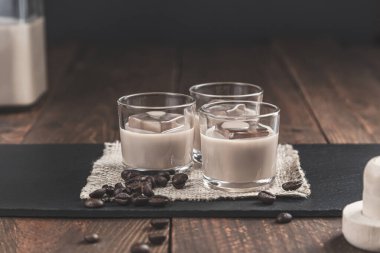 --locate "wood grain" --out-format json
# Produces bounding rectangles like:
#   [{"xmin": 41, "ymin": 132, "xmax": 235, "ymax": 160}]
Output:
[
  {"xmin": 0, "ymin": 42, "xmax": 80, "ymax": 144},
  {"xmin": 0, "ymin": 218, "xmax": 168, "ymax": 253},
  {"xmin": 275, "ymin": 39, "xmax": 380, "ymax": 143},
  {"xmin": 173, "ymin": 218, "xmax": 366, "ymax": 253},
  {"xmin": 178, "ymin": 43, "xmax": 326, "ymax": 144}
]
